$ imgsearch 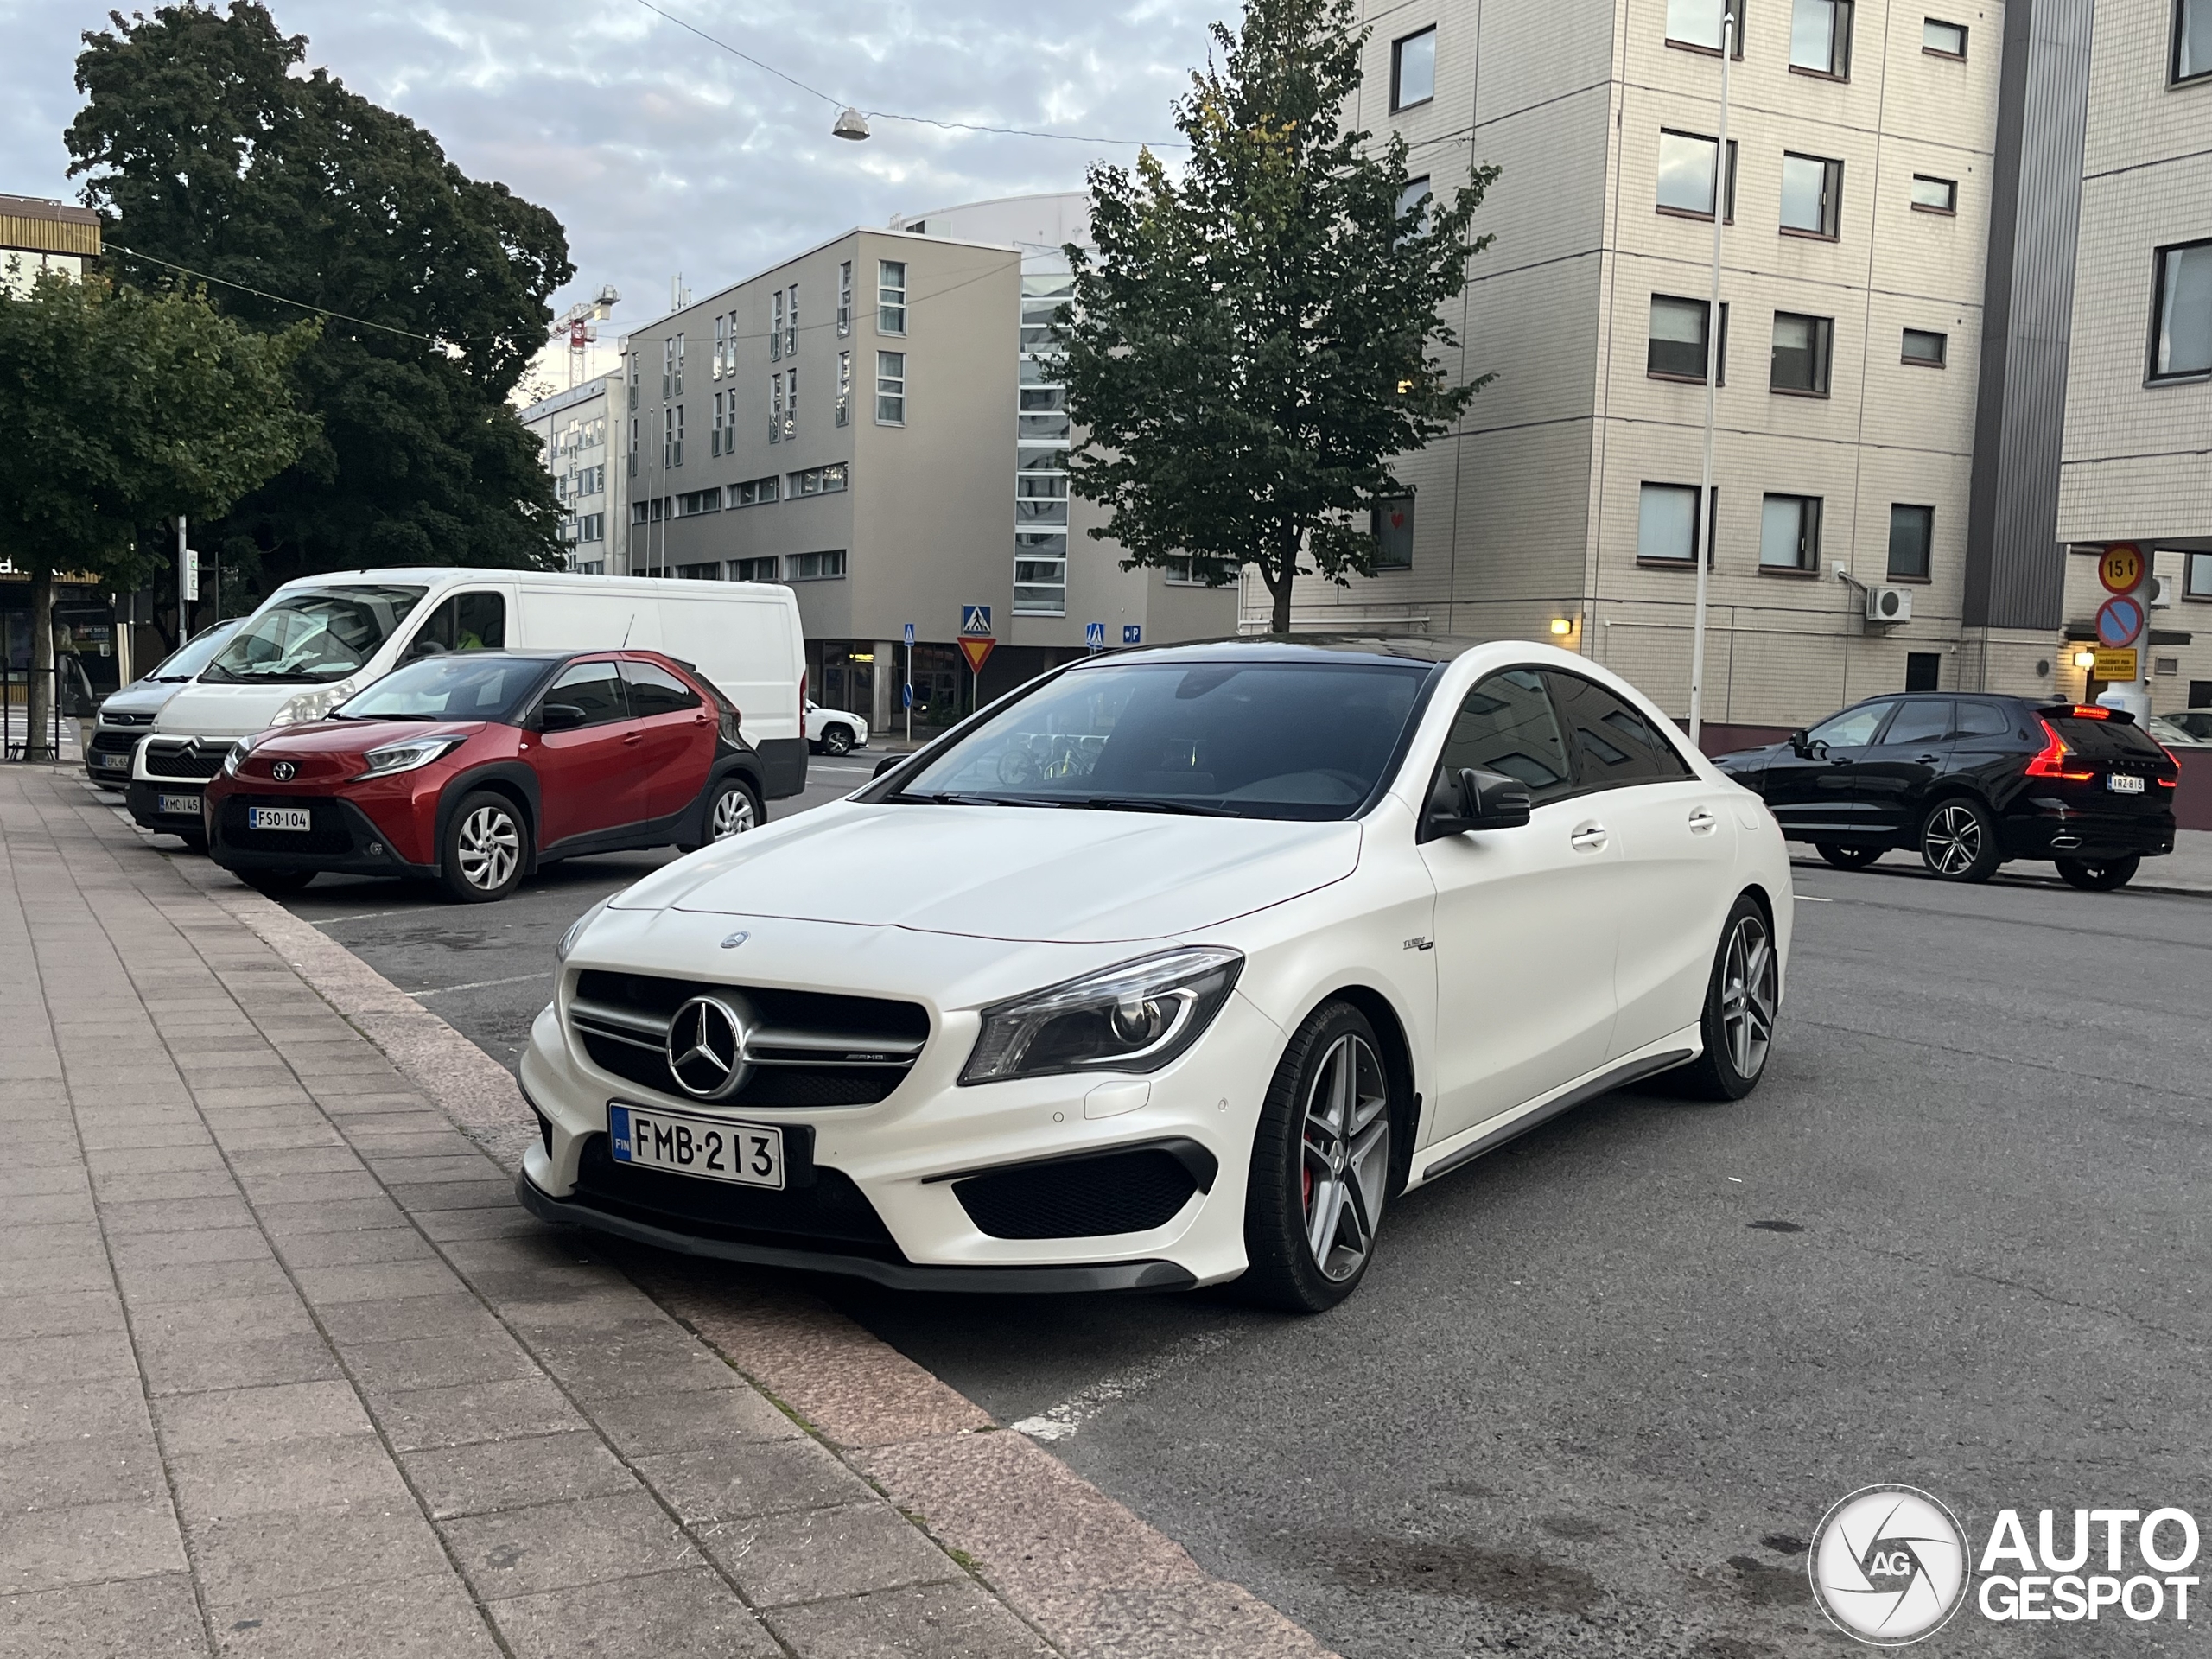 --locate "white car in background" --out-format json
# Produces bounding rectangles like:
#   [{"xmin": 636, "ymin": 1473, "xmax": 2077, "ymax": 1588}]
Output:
[
  {"xmin": 519, "ymin": 638, "xmax": 1792, "ymax": 1313},
  {"xmin": 804, "ymin": 700, "xmax": 868, "ymax": 755}
]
